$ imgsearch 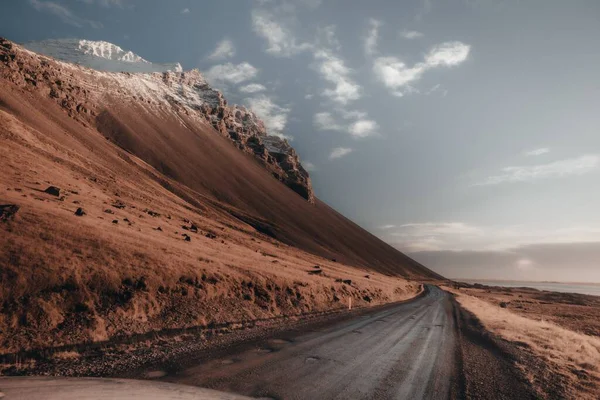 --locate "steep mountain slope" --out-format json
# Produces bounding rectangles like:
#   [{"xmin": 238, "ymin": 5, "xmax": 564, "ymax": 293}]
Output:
[{"xmin": 0, "ymin": 38, "xmax": 441, "ymax": 353}]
